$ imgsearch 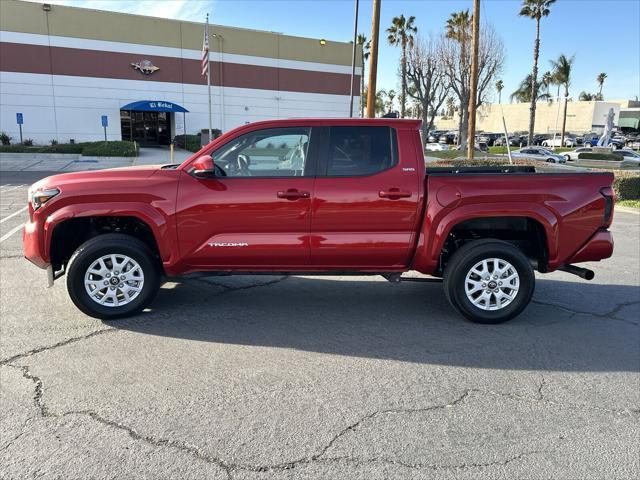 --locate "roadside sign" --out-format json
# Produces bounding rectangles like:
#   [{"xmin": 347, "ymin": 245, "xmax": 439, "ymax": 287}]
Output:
[
  {"xmin": 16, "ymin": 113, "xmax": 23, "ymax": 125},
  {"xmin": 101, "ymin": 115, "xmax": 108, "ymax": 142}
]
